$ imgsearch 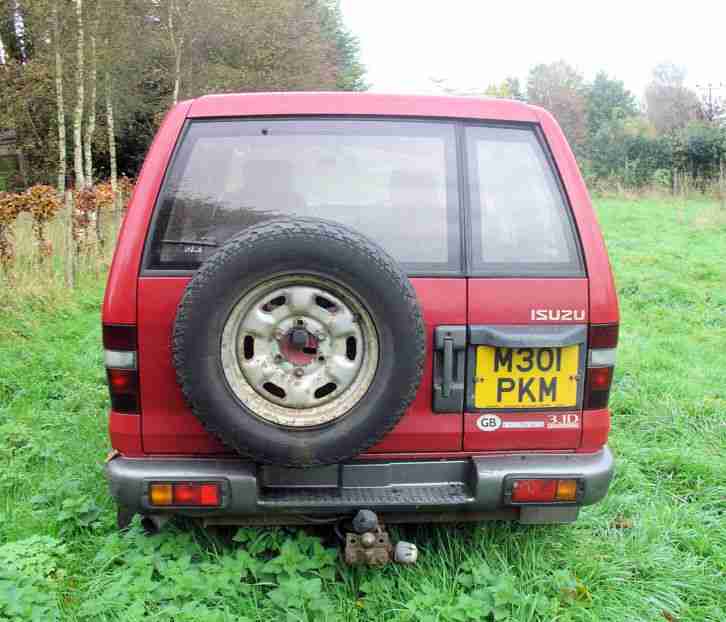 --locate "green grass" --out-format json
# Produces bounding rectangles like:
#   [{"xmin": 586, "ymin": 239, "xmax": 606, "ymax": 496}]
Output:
[{"xmin": 1, "ymin": 198, "xmax": 725, "ymax": 621}]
